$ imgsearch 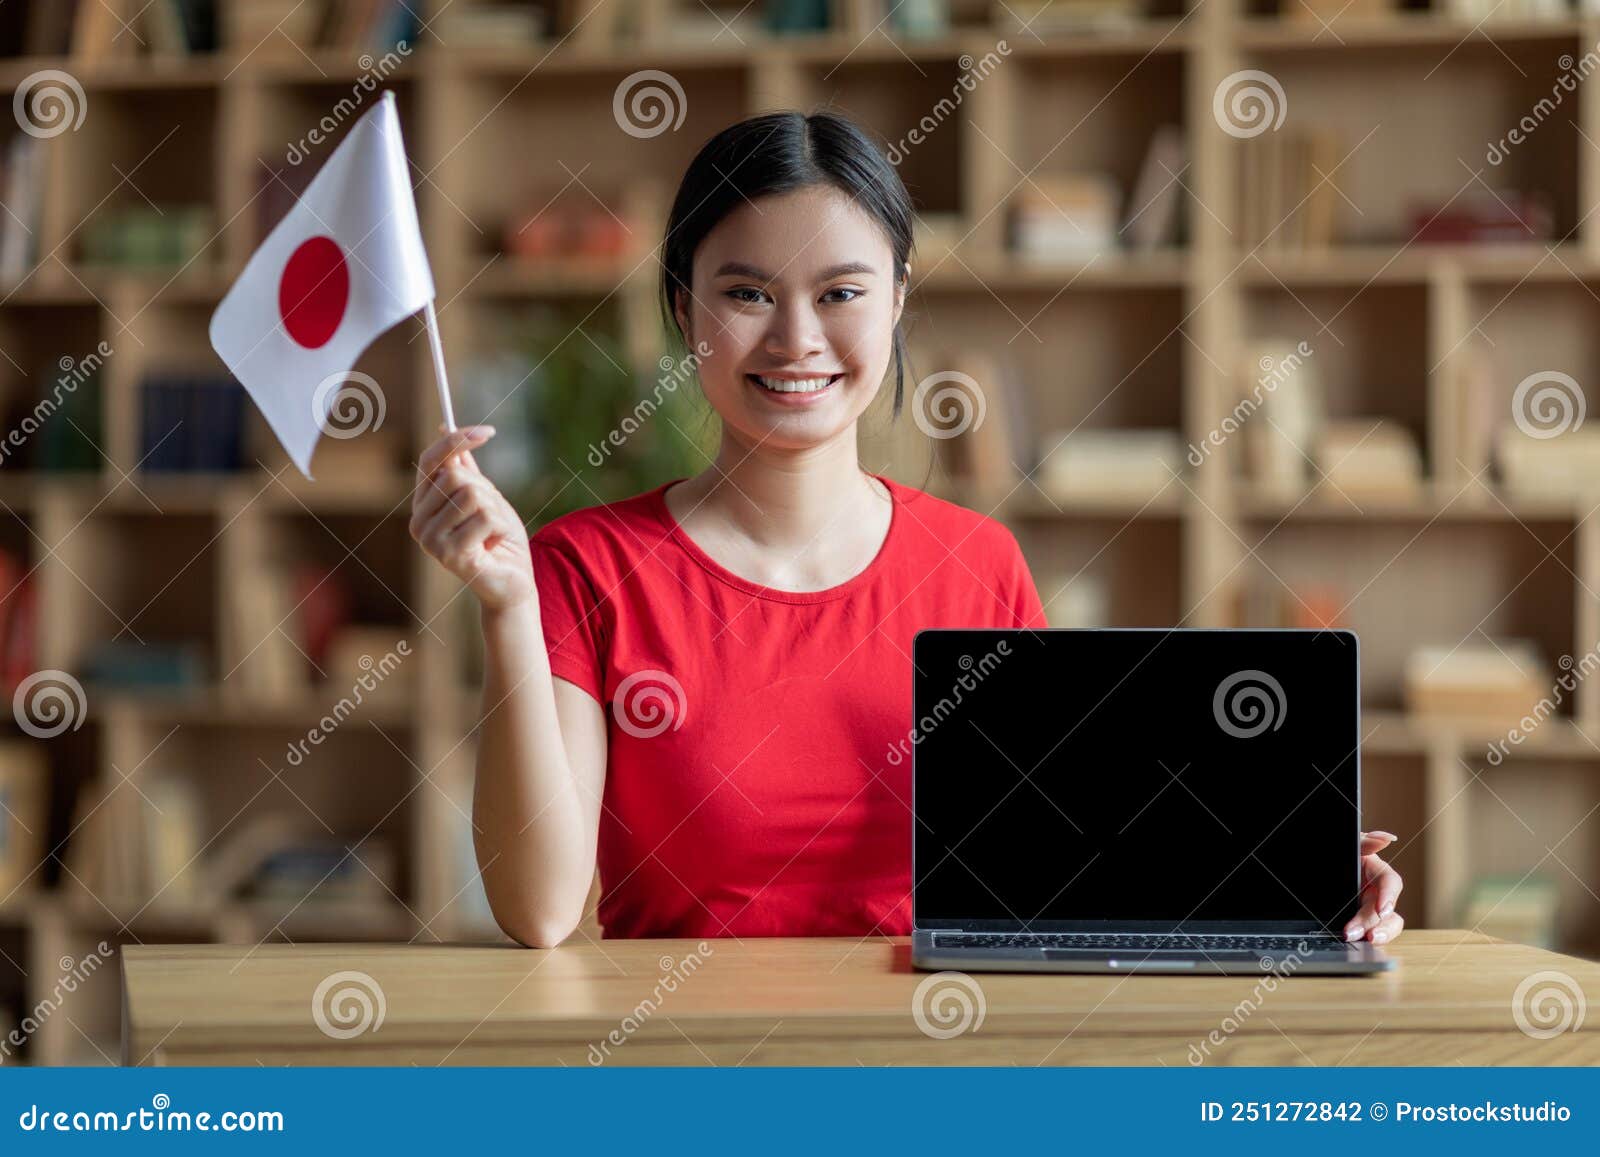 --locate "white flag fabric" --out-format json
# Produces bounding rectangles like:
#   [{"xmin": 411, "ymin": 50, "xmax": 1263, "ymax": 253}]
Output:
[{"xmin": 209, "ymin": 91, "xmax": 433, "ymax": 478}]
